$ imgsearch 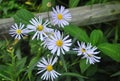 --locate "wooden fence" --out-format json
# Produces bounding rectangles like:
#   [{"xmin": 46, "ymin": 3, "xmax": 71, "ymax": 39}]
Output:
[{"xmin": 0, "ymin": 2, "xmax": 120, "ymax": 39}]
